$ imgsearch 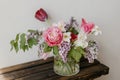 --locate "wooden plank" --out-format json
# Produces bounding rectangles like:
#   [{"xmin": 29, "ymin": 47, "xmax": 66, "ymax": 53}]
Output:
[
  {"xmin": 80, "ymin": 59, "xmax": 100, "ymax": 69},
  {"xmin": 34, "ymin": 64, "xmax": 109, "ymax": 80},
  {"xmin": 0, "ymin": 57, "xmax": 88, "ymax": 74},
  {"xmin": 0, "ymin": 57, "xmax": 109, "ymax": 80},
  {"xmin": 0, "ymin": 57, "xmax": 53, "ymax": 74},
  {"xmin": 0, "ymin": 63, "xmax": 53, "ymax": 80},
  {"xmin": 15, "ymin": 69, "xmax": 54, "ymax": 80},
  {"xmin": 14, "ymin": 60, "xmax": 100, "ymax": 80},
  {"xmin": 56, "ymin": 64, "xmax": 109, "ymax": 80}
]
